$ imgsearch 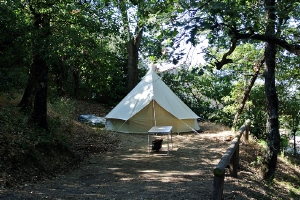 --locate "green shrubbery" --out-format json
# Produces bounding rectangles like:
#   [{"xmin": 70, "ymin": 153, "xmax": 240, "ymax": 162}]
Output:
[{"xmin": 162, "ymin": 67, "xmax": 299, "ymax": 148}]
